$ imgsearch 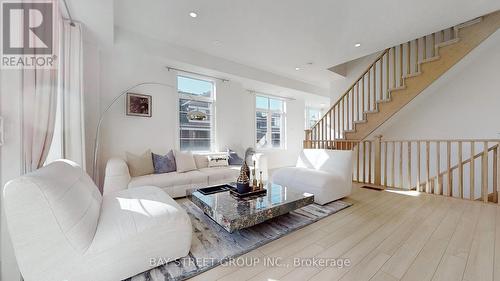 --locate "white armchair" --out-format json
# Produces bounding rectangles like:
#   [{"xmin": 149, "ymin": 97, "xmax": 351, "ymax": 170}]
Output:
[
  {"xmin": 272, "ymin": 149, "xmax": 353, "ymax": 205},
  {"xmin": 3, "ymin": 160, "xmax": 192, "ymax": 281}
]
